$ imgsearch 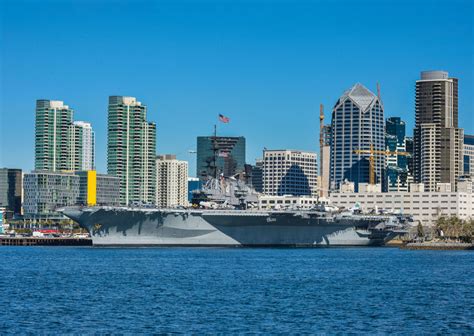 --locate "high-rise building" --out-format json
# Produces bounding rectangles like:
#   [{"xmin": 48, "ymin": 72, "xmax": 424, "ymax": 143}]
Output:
[
  {"xmin": 413, "ymin": 71, "xmax": 464, "ymax": 191},
  {"xmin": 464, "ymin": 134, "xmax": 474, "ymax": 177},
  {"xmin": 196, "ymin": 136, "xmax": 246, "ymax": 180},
  {"xmin": 72, "ymin": 121, "xmax": 95, "ymax": 171},
  {"xmin": 35, "ymin": 100, "xmax": 94, "ymax": 172},
  {"xmin": 0, "ymin": 168, "xmax": 22, "ymax": 215},
  {"xmin": 156, "ymin": 155, "xmax": 188, "ymax": 207},
  {"xmin": 385, "ymin": 117, "xmax": 409, "ymax": 192},
  {"xmin": 386, "ymin": 117, "xmax": 405, "ymax": 145},
  {"xmin": 263, "ymin": 150, "xmax": 318, "ymax": 197},
  {"xmin": 107, "ymin": 96, "xmax": 157, "ymax": 205},
  {"xmin": 35, "ymin": 100, "xmax": 74, "ymax": 171},
  {"xmin": 330, "ymin": 83, "xmax": 385, "ymax": 191}
]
